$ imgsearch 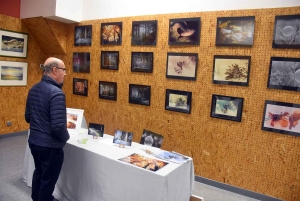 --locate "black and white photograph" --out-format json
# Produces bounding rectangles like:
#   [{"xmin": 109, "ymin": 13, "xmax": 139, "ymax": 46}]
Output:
[
  {"xmin": 272, "ymin": 15, "xmax": 300, "ymax": 49},
  {"xmin": 267, "ymin": 57, "xmax": 300, "ymax": 91},
  {"xmin": 165, "ymin": 89, "xmax": 192, "ymax": 114},
  {"xmin": 113, "ymin": 130, "xmax": 133, "ymax": 146},
  {"xmin": 88, "ymin": 123, "xmax": 104, "ymax": 137},
  {"xmin": 74, "ymin": 25, "xmax": 92, "ymax": 46},
  {"xmin": 131, "ymin": 52, "xmax": 153, "ymax": 73},
  {"xmin": 131, "ymin": 20, "xmax": 157, "ymax": 46},
  {"xmin": 129, "ymin": 84, "xmax": 151, "ymax": 106},
  {"xmin": 169, "ymin": 17, "xmax": 201, "ymax": 45},
  {"xmin": 140, "ymin": 129, "xmax": 164, "ymax": 148}
]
